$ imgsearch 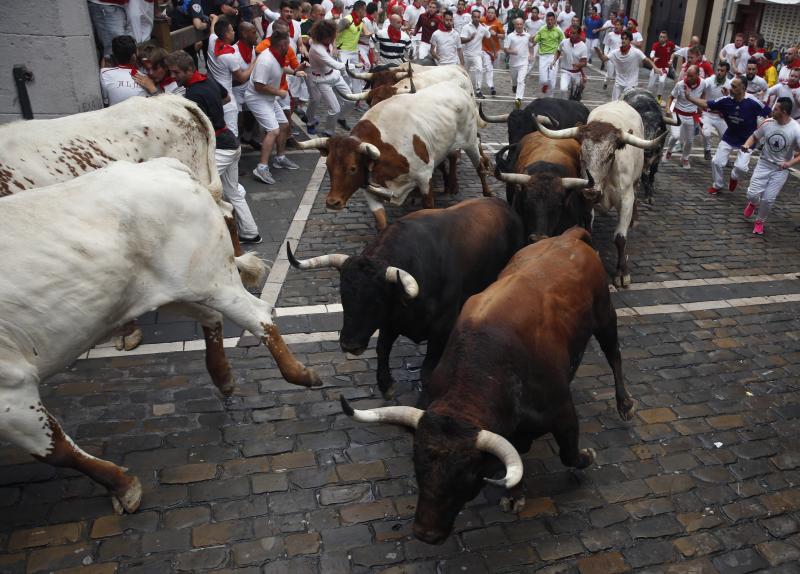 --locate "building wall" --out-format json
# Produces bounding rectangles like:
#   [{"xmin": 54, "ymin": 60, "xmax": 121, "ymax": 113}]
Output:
[
  {"xmin": 0, "ymin": 0, "xmax": 102, "ymax": 124},
  {"xmin": 759, "ymin": 2, "xmax": 800, "ymax": 50}
]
